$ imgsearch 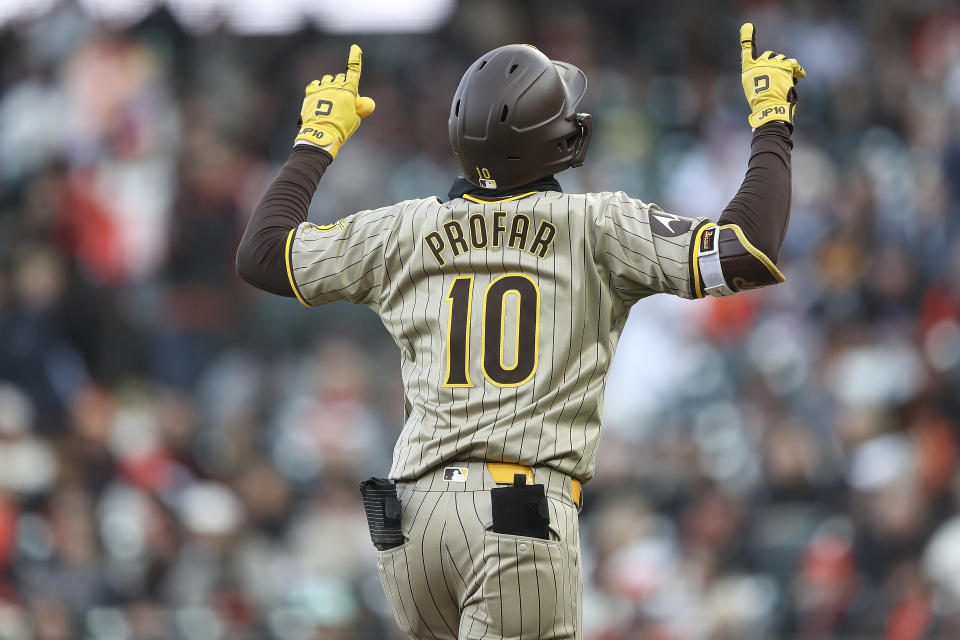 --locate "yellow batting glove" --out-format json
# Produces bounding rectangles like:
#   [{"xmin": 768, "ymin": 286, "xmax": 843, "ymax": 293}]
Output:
[
  {"xmin": 295, "ymin": 44, "xmax": 376, "ymax": 157},
  {"xmin": 740, "ymin": 23, "xmax": 805, "ymax": 129}
]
